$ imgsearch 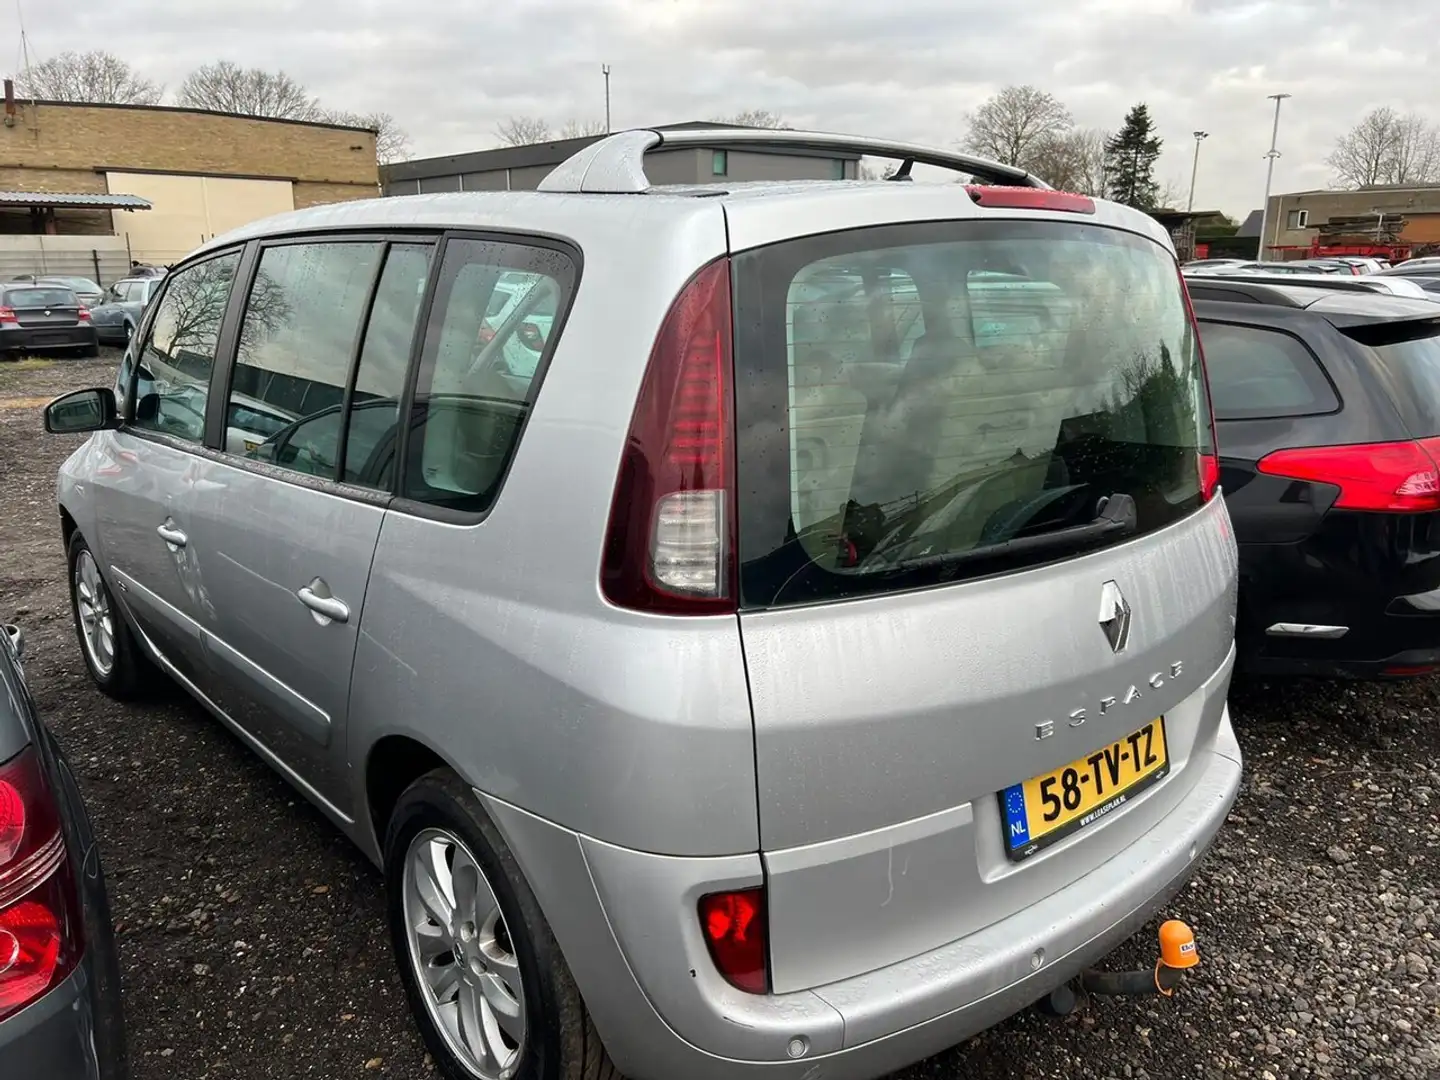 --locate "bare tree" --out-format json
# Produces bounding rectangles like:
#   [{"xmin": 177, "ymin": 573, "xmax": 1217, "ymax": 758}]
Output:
[
  {"xmin": 495, "ymin": 116, "xmax": 552, "ymax": 146},
  {"xmin": 558, "ymin": 118, "xmax": 608, "ymax": 139},
  {"xmin": 1326, "ymin": 107, "xmax": 1440, "ymax": 188},
  {"xmin": 14, "ymin": 50, "xmax": 162, "ymax": 104},
  {"xmin": 323, "ymin": 109, "xmax": 411, "ymax": 164},
  {"xmin": 1156, "ymin": 176, "xmax": 1187, "ymax": 210},
  {"xmin": 176, "ymin": 62, "xmax": 320, "ymax": 120},
  {"xmin": 1025, "ymin": 128, "xmax": 1108, "ymax": 193},
  {"xmin": 1390, "ymin": 111, "xmax": 1440, "ymax": 185},
  {"xmin": 716, "ymin": 109, "xmax": 791, "ymax": 129},
  {"xmin": 963, "ymin": 85, "xmax": 1073, "ymax": 167},
  {"xmin": 858, "ymin": 159, "xmax": 898, "ymax": 180}
]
